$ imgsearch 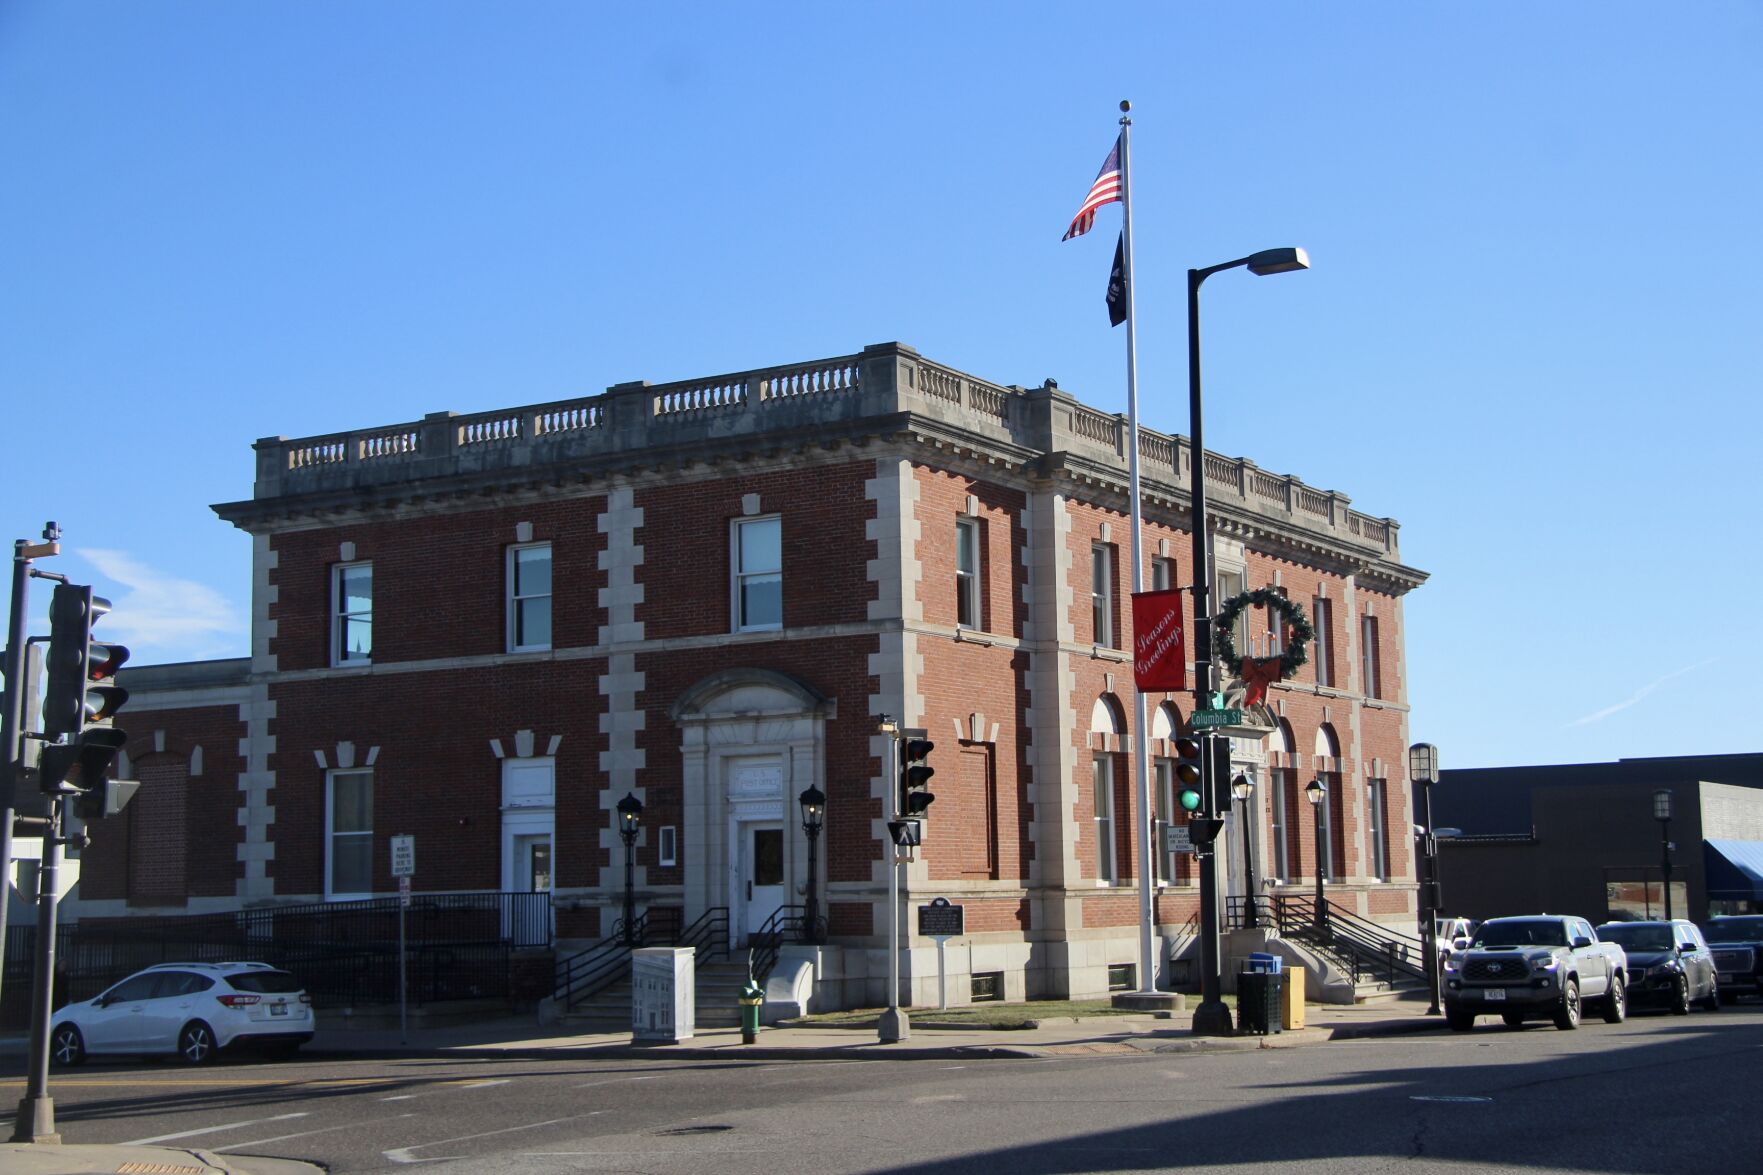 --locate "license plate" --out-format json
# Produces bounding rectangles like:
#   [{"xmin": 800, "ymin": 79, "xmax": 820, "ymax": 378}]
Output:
[
  {"xmin": 271, "ymin": 1003, "xmax": 287, "ymax": 1016},
  {"xmin": 1483, "ymin": 988, "xmax": 1506, "ymax": 1001}
]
